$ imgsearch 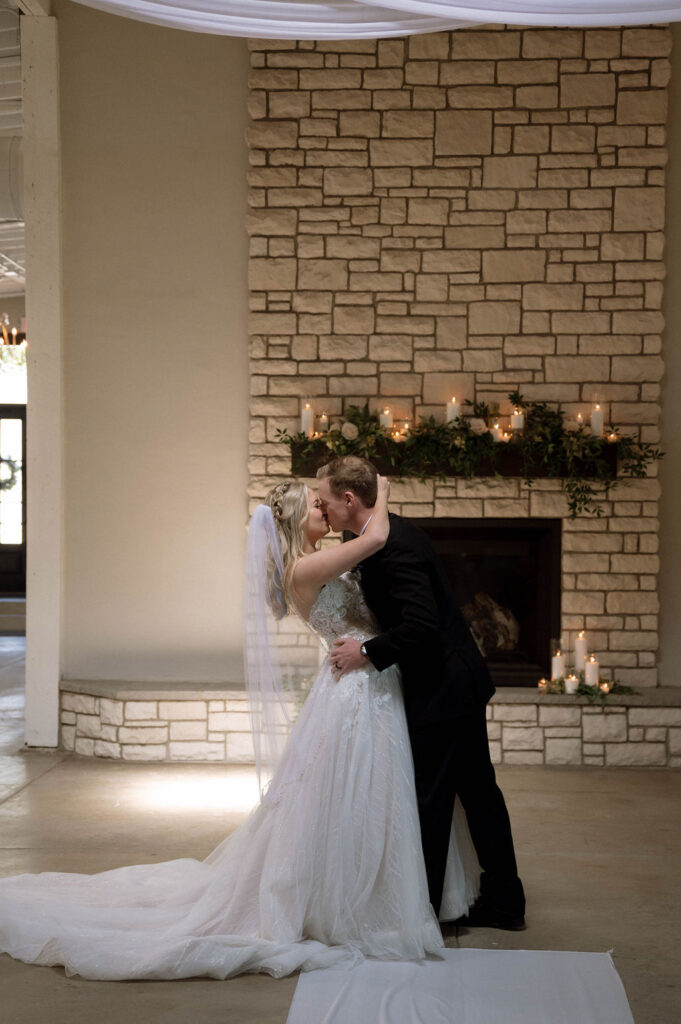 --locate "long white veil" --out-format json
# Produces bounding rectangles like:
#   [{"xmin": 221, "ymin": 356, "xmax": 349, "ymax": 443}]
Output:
[{"xmin": 243, "ymin": 504, "xmax": 303, "ymax": 795}]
